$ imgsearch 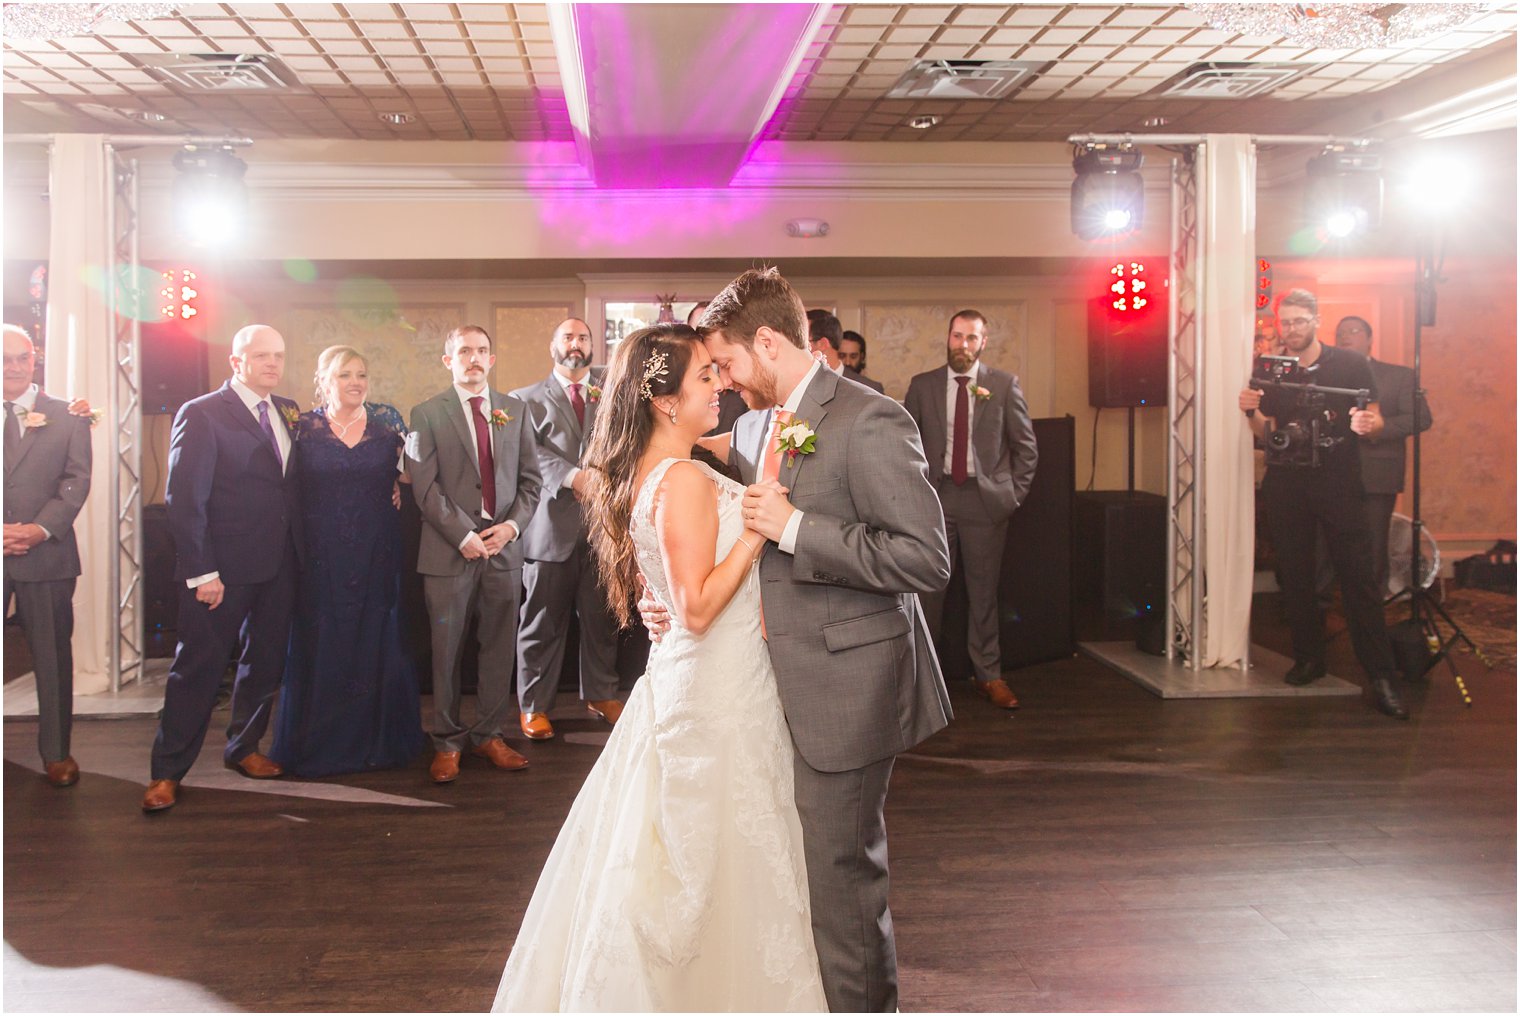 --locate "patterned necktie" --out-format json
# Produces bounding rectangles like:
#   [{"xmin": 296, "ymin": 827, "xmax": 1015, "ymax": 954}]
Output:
[
  {"xmin": 3, "ymin": 402, "xmax": 19, "ymax": 467},
  {"xmin": 568, "ymin": 382, "xmax": 585, "ymax": 428},
  {"xmin": 257, "ymin": 400, "xmax": 284, "ymax": 470},
  {"xmin": 951, "ymin": 376, "xmax": 970, "ymax": 485},
  {"xmin": 761, "ymin": 409, "xmax": 791, "ymax": 483},
  {"xmin": 469, "ymin": 395, "xmax": 497, "ymax": 518}
]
